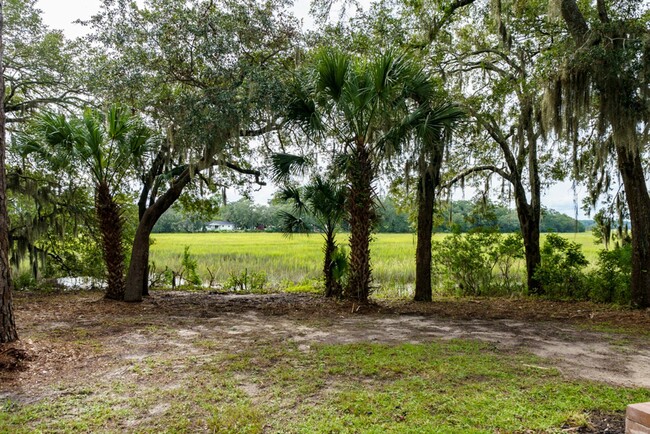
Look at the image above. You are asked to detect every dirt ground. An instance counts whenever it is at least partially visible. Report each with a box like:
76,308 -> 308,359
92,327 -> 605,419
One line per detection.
2,290 -> 650,432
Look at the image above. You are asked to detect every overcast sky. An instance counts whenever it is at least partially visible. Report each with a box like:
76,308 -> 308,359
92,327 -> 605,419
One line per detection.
35,0 -> 588,219
36,0 -> 318,37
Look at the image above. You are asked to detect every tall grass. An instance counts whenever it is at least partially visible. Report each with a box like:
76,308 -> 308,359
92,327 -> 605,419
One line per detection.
150,232 -> 601,296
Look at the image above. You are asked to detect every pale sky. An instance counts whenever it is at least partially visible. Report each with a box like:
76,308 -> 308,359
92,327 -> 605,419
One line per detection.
35,0 -> 588,218
36,0 -> 317,38
37,0 -> 101,38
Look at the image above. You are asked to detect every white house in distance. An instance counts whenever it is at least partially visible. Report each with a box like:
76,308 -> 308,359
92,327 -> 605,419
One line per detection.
205,220 -> 237,231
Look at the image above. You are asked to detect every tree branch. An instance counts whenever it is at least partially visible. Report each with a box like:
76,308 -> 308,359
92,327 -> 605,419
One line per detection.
596,0 -> 609,23
440,164 -> 512,190
221,161 -> 266,186
239,121 -> 282,137
561,0 -> 589,44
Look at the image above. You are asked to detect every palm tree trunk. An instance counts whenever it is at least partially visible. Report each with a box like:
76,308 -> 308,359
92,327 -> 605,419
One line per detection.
414,140 -> 446,302
0,4 -> 18,343
414,167 -> 435,301
323,231 -> 337,297
345,142 -> 375,303
96,182 -> 125,300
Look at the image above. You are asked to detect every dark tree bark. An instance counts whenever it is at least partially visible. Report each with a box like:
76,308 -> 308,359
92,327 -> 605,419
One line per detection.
559,0 -> 650,307
136,146 -> 168,298
478,97 -> 543,295
414,147 -> 444,302
96,181 -> 126,300
124,168 -> 192,302
514,194 -> 542,294
414,169 -> 434,302
0,2 -> 18,343
124,153 -> 265,302
615,139 -> 650,308
518,98 -> 542,295
344,142 -> 375,303
323,231 -> 338,298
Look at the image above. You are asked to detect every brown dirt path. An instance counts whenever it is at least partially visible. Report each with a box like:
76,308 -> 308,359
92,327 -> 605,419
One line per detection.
2,290 -> 650,401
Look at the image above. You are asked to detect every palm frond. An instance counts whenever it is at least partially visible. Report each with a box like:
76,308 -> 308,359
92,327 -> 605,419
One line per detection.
278,211 -> 311,236
416,102 -> 465,146
79,110 -> 106,182
277,185 -> 308,214
286,76 -> 324,133
305,174 -> 347,226
106,105 -> 132,142
270,153 -> 310,184
316,49 -> 351,102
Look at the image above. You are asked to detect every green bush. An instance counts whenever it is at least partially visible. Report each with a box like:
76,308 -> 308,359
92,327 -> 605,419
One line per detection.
587,245 -> 632,304
180,246 -> 201,286
534,234 -> 588,300
432,230 -> 524,296
329,245 -> 348,297
13,270 -> 36,290
495,233 -> 525,293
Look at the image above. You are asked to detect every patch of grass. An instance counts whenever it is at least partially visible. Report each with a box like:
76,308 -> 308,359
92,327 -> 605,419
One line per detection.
3,338 -> 646,433
283,279 -> 322,294
207,404 -> 263,434
580,322 -> 650,337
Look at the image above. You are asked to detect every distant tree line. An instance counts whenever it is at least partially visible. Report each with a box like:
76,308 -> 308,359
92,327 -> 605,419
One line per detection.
153,198 -> 583,234
434,201 -> 585,234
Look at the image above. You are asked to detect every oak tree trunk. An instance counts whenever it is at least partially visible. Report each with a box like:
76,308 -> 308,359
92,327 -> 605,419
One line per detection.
515,200 -> 542,295
616,144 -> 650,308
558,0 -> 650,308
124,171 -> 192,302
0,3 -> 18,343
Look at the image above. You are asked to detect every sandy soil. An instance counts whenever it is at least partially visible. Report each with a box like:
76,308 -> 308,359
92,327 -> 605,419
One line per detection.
1,290 -> 649,432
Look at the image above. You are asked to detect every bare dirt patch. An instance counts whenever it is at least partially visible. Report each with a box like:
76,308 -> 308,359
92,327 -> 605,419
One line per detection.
2,290 -> 649,430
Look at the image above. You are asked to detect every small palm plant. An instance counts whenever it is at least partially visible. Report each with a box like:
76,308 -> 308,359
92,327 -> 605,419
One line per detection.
272,153 -> 347,297
17,106 -> 154,300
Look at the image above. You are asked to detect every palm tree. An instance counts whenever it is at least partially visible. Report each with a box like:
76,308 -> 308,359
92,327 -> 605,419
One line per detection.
287,48 -> 454,302
410,103 -> 464,301
382,70 -> 464,301
272,154 -> 347,297
17,106 -> 153,300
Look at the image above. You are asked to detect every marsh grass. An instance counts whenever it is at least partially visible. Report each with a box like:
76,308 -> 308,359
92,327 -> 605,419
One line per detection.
149,232 -> 600,297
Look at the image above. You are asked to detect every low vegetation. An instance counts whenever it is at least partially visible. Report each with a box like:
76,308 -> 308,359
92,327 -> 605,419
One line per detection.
147,232 -> 621,301
2,291 -> 649,433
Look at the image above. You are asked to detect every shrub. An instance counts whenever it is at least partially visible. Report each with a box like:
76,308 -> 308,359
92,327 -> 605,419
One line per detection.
534,234 -> 588,300
495,233 -> 525,293
13,270 -> 36,290
432,230 -> 524,296
587,245 -> 632,304
149,246 -> 202,289
329,246 -> 348,297
224,268 -> 268,293
180,246 -> 201,286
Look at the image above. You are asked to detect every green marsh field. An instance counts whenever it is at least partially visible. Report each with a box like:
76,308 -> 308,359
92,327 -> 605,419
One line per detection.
150,232 -> 598,296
